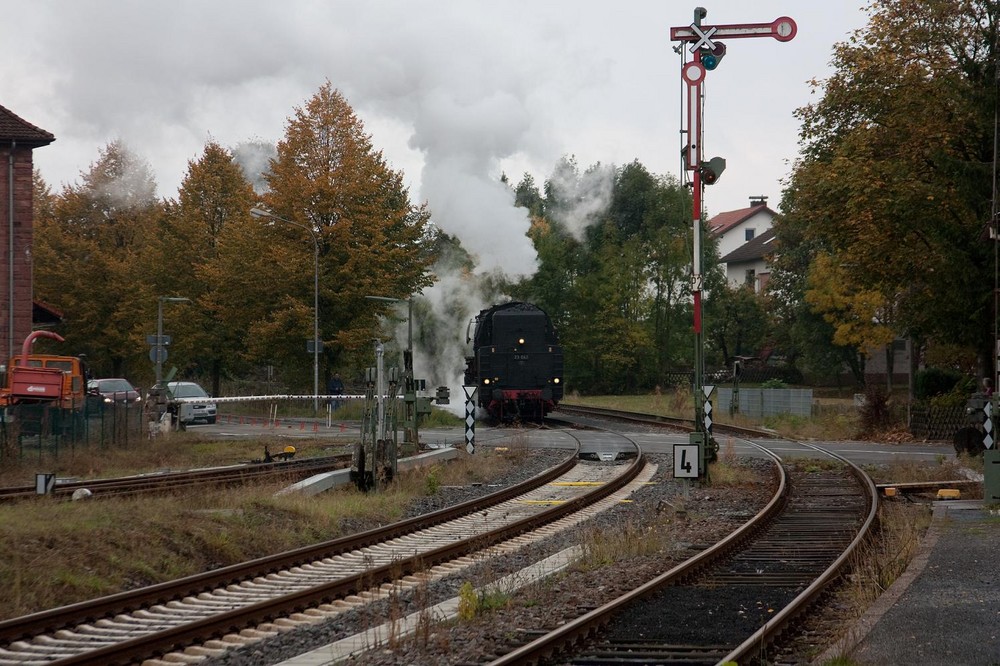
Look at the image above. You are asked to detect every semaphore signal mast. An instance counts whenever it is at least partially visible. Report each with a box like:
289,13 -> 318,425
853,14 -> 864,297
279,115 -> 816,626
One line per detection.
670,7 -> 796,479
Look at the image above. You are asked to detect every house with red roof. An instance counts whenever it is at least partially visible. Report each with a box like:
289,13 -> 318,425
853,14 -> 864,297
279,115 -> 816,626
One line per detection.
708,195 -> 776,259
709,195 -> 910,387
708,196 -> 777,292
720,227 -> 777,293
0,104 -> 55,362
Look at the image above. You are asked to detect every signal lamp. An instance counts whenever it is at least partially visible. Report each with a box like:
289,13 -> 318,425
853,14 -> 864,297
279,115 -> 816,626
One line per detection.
701,42 -> 726,70
700,156 -> 727,185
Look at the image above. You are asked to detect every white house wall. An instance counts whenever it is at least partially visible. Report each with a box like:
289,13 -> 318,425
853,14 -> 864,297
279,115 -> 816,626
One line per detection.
725,258 -> 769,290
714,210 -> 775,259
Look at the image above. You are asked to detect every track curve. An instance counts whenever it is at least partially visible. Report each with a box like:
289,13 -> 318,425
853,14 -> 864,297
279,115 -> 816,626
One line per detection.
485,439 -> 877,666
0,432 -> 649,665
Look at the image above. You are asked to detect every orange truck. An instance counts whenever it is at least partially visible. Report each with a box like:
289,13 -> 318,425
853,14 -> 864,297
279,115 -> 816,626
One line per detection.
0,331 -> 89,412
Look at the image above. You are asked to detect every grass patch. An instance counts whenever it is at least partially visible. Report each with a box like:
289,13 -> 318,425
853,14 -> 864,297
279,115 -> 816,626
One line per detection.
419,407 -> 464,428
576,517 -> 673,569
0,432 -> 356,487
0,438 -> 530,621
848,501 -> 931,610
563,391 -> 859,440
864,457 -> 982,488
456,581 -> 512,619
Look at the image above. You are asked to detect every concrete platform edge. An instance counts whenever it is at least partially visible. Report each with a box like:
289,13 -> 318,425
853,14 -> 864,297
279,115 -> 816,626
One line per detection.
811,500 -> 980,665
276,447 -> 460,496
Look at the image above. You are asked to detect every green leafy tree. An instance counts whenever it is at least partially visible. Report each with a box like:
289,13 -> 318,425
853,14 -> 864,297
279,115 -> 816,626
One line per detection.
519,214 -> 581,333
513,173 -> 545,218
517,158 -> 695,392
705,283 -> 768,369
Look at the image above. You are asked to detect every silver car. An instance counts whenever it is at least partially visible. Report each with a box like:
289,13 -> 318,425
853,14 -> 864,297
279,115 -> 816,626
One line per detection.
167,381 -> 217,424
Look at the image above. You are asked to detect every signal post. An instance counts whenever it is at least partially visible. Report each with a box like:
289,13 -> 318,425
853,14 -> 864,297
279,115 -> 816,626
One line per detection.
670,8 -> 796,478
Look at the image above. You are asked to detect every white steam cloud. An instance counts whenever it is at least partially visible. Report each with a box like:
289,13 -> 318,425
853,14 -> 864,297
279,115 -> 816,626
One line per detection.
546,161 -> 616,241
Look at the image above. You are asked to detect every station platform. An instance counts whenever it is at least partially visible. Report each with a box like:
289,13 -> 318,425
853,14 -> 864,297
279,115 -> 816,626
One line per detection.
817,499 -> 1000,665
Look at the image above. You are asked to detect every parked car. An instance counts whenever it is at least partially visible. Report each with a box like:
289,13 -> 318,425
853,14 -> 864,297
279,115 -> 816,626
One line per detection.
87,378 -> 141,405
167,381 -> 217,424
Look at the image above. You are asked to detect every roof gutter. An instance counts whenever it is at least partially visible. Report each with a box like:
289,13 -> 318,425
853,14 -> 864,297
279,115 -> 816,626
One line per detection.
8,140 -> 14,361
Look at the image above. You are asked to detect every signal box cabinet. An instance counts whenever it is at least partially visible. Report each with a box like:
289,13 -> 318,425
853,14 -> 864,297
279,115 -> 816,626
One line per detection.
985,450 -> 1000,503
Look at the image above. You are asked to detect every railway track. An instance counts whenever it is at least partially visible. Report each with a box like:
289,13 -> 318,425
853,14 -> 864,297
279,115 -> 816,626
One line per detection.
0,431 -> 648,665
484,440 -> 878,665
556,402 -> 779,439
0,454 -> 354,503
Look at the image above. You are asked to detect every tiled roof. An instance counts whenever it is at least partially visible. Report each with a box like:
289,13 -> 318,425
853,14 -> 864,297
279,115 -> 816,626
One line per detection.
707,204 -> 775,237
720,227 -> 777,263
0,104 -> 55,146
33,300 -> 64,325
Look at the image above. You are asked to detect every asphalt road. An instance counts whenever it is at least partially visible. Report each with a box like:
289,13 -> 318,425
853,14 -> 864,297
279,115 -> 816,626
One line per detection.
194,417 -> 957,467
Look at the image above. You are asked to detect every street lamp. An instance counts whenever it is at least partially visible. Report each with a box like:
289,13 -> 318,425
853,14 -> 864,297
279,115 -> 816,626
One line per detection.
250,207 -> 320,414
155,296 -> 189,387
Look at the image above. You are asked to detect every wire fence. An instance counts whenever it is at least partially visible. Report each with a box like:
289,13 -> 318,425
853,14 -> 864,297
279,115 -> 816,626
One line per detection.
0,399 -> 147,464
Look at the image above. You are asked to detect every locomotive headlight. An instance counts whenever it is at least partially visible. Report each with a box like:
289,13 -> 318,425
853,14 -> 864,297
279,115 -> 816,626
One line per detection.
483,378 -> 491,385
553,377 -> 560,384
518,337 -> 525,345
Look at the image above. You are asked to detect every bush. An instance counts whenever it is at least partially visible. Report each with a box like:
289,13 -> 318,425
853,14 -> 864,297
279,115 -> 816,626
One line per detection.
929,387 -> 973,410
858,383 -> 894,435
915,367 -> 965,400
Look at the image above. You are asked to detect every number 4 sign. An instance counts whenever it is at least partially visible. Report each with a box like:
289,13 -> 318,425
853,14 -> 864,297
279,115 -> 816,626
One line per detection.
674,444 -> 700,478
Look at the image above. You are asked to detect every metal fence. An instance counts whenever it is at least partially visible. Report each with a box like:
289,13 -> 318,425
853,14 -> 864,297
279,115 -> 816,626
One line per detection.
715,387 -> 814,418
0,400 -> 147,464
908,403 -> 967,442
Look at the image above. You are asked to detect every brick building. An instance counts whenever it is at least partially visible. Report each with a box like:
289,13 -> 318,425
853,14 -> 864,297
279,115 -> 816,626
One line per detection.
0,105 -> 55,362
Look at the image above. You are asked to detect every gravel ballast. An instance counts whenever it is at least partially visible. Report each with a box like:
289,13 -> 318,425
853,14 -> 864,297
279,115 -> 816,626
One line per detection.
206,450 -> 776,666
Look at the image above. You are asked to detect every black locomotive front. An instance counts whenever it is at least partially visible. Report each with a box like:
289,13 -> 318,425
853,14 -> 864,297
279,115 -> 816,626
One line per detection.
464,301 -> 563,421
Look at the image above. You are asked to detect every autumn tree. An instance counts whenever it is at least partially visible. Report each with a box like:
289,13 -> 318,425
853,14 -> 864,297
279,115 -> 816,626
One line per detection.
804,252 -> 899,388
767,213 -> 864,384
32,141 -> 162,379
155,141 -> 259,395
256,82 -> 434,387
776,0 -> 998,384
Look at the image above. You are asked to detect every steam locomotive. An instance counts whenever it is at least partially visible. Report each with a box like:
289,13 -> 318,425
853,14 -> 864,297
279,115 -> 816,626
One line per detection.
464,301 -> 564,421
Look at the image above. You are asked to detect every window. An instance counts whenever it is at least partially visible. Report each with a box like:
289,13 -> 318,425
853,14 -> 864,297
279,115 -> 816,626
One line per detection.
745,228 -> 756,242
745,269 -> 756,288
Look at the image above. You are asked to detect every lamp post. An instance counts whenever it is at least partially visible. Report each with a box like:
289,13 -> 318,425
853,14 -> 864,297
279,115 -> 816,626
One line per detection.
155,296 -> 189,387
250,207 -> 320,415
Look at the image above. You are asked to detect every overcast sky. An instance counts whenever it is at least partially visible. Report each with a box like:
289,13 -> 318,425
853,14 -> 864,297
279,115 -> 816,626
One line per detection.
3,1 -> 868,262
